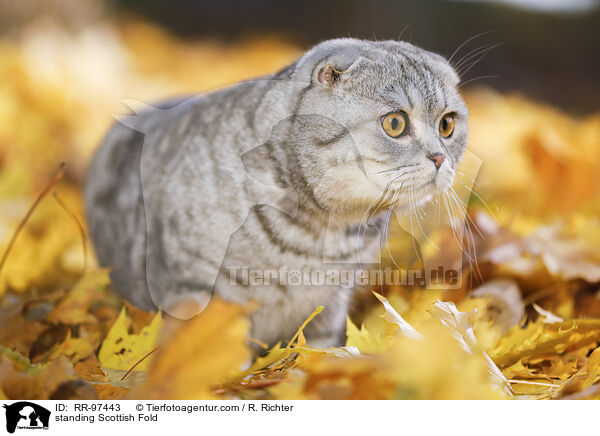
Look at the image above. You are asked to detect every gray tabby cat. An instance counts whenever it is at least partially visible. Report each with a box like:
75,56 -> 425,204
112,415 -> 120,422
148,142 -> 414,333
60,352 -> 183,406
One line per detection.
85,38 -> 468,350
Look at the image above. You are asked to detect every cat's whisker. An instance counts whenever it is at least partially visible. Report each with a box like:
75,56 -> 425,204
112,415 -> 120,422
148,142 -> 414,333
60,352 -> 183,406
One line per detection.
357,193 -> 386,269
455,41 -> 504,73
376,163 -> 417,174
454,179 -> 499,221
397,22 -> 415,42
454,168 -> 481,187
453,42 -> 496,72
453,41 -> 503,74
449,187 -> 484,239
457,75 -> 501,89
449,188 -> 483,282
358,187 -> 388,243
449,188 -> 481,250
357,174 -> 407,266
466,218 -> 483,282
413,195 -> 440,251
408,187 -> 424,265
445,192 -> 465,249
443,192 -> 469,262
454,170 -> 485,195
384,193 -> 404,271
455,42 -> 505,78
448,30 -> 499,65
445,190 -> 478,267
375,191 -> 403,289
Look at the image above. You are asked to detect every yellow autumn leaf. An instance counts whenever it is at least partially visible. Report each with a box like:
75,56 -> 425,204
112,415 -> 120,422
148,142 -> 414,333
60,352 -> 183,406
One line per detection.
47,269 -> 111,325
231,305 -> 325,382
428,300 -> 510,394
98,307 -> 162,371
582,349 -> 600,386
0,185 -> 86,295
372,291 -> 424,341
48,330 -> 94,363
130,298 -> 250,399
345,316 -> 386,354
489,319 -> 600,368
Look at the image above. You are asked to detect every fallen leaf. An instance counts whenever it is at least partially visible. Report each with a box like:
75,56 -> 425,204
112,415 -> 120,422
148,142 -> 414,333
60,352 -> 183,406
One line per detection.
74,354 -> 107,382
47,269 -> 110,325
345,317 -> 385,354
94,384 -> 128,400
98,306 -> 162,371
533,304 -> 563,324
372,291 -> 423,341
0,302 -> 47,357
429,300 -> 510,394
48,330 -> 94,363
0,349 -> 76,400
489,319 -> 600,368
130,298 -> 250,399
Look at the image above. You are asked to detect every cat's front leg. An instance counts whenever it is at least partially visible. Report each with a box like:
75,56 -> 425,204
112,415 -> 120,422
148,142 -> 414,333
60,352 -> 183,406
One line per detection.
302,291 -> 349,348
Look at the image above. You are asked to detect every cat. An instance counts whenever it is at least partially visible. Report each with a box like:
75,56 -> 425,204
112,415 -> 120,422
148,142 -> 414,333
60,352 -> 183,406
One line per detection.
85,38 -> 468,350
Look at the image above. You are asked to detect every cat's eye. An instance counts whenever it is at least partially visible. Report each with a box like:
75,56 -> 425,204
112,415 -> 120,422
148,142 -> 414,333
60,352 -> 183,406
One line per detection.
381,112 -> 407,138
439,114 -> 455,138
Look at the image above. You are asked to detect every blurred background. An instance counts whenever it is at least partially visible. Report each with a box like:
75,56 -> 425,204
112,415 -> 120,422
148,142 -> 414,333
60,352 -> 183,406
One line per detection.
0,0 -> 599,315
3,0 -> 600,111
115,0 -> 600,113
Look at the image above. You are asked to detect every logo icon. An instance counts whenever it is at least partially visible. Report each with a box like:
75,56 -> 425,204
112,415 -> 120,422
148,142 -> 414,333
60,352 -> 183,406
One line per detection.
2,402 -> 50,433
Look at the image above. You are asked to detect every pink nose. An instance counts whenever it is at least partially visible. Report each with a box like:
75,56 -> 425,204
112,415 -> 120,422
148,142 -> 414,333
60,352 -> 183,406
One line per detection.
427,153 -> 445,169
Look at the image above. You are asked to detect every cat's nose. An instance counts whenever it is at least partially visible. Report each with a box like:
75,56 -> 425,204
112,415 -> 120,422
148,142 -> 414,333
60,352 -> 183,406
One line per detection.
427,153 -> 445,169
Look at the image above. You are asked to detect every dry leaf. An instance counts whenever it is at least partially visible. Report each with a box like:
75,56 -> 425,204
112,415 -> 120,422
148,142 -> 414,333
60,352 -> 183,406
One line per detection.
98,307 -> 162,371
429,300 -> 510,394
489,319 -> 600,368
48,329 -> 94,363
130,298 -> 250,399
0,350 -> 76,400
371,291 -> 423,341
47,269 -> 110,325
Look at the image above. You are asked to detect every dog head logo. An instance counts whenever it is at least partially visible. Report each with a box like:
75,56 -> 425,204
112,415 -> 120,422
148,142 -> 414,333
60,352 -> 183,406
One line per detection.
3,402 -> 50,433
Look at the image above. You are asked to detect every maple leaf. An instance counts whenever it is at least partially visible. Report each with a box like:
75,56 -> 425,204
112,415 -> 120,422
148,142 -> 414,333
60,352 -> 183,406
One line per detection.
98,307 -> 162,372
345,317 -> 385,354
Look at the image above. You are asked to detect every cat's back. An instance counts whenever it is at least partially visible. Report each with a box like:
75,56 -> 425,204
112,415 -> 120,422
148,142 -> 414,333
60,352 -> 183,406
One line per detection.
84,78 -> 271,309
85,76 -> 272,217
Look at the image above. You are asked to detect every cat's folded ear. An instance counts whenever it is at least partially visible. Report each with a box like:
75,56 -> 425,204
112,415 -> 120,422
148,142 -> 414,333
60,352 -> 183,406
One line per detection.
313,56 -> 370,88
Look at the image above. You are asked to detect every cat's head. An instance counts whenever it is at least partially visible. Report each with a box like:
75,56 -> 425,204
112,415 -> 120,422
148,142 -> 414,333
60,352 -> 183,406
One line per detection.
282,38 -> 468,221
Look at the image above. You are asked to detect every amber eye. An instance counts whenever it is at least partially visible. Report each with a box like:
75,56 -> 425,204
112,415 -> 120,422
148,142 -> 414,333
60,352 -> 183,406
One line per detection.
381,112 -> 407,138
439,113 -> 455,138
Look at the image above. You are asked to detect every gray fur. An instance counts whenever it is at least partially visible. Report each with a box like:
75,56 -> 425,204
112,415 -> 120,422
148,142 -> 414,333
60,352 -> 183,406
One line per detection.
85,38 -> 468,350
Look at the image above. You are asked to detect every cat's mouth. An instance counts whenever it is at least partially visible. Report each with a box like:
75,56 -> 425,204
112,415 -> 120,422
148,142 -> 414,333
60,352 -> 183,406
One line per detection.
389,167 -> 454,191
381,169 -> 454,210
367,162 -> 457,213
